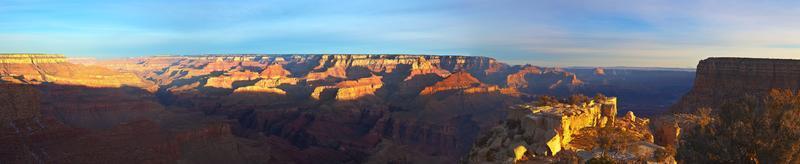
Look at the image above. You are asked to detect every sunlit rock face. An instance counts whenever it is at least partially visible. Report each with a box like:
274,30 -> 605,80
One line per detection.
205,70 -> 261,89
334,75 -> 383,100
0,54 -> 154,90
260,64 -> 292,78
467,98 -> 618,162
466,97 -> 671,163
420,71 -> 499,95
0,54 -> 66,64
672,57 -> 800,113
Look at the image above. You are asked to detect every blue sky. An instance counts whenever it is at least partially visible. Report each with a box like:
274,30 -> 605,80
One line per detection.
1,0 -> 799,67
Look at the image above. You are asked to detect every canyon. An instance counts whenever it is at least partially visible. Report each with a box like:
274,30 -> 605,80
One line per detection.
0,53 -> 695,163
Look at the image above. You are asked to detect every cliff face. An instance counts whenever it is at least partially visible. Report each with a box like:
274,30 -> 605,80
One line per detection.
420,71 -> 498,95
467,98 -> 618,162
335,75 -> 383,100
672,57 -> 800,113
506,66 -> 583,96
0,54 -> 66,64
0,54 -> 155,90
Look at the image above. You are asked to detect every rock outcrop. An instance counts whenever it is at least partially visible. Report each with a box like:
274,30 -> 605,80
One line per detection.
672,57 -> 800,113
506,65 -> 542,88
468,97 -> 618,160
334,75 -> 383,100
505,66 -> 583,95
594,67 -> 605,76
260,64 -> 292,78
205,70 -> 260,89
420,71 -> 498,95
467,97 -> 672,163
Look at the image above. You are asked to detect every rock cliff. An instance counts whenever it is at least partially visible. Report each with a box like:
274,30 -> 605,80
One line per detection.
0,53 -> 67,64
467,97 -> 671,163
672,57 -> 800,113
420,71 -> 498,95
334,75 -> 383,100
0,54 -> 154,90
467,97 -> 618,162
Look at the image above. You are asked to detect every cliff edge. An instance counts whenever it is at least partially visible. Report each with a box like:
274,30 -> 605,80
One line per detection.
671,57 -> 800,113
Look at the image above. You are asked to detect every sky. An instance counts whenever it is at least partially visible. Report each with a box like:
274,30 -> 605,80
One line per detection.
1,0 -> 799,67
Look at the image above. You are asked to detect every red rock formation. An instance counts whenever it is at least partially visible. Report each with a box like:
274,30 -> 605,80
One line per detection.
306,66 -> 347,81
406,57 -> 451,80
504,66 -> 583,96
335,75 -> 383,100
506,65 -> 542,88
420,71 -> 486,95
260,64 -> 291,78
205,70 -> 260,89
0,54 -> 155,90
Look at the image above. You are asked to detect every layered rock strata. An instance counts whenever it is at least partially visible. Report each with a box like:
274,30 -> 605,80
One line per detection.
672,57 -> 800,113
0,54 -> 154,90
470,97 -> 618,159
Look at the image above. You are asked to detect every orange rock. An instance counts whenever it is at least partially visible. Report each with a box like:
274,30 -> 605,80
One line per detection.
307,66 -> 347,81
260,64 -> 291,78
205,70 -> 260,89
420,71 -> 478,94
335,75 -> 383,100
507,65 -> 542,88
0,54 -> 155,90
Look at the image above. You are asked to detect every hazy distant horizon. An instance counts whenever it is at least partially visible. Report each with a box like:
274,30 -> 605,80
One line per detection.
3,0 -> 799,67
0,52 -> 705,69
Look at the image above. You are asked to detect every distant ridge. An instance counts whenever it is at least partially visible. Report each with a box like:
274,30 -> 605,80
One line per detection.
567,66 -> 695,72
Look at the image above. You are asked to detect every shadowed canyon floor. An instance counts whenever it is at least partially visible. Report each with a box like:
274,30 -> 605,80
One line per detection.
0,54 -> 696,163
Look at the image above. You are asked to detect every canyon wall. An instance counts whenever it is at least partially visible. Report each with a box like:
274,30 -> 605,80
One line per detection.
0,54 -> 66,64
672,57 -> 800,113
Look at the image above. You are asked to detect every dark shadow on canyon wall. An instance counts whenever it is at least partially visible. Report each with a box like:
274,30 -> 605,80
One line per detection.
0,83 -> 266,163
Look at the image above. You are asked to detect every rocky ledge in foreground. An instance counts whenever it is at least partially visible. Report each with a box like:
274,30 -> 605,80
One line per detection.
467,96 -> 675,163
